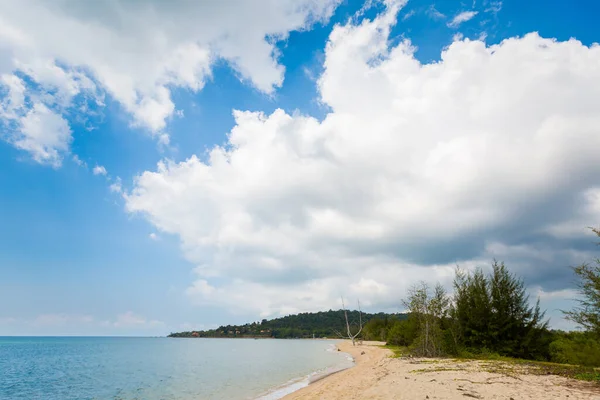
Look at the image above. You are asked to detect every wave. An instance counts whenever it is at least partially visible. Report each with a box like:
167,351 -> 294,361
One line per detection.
255,346 -> 354,400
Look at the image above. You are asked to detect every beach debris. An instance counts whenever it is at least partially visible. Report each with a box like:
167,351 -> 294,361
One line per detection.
462,393 -> 482,399
361,351 -> 365,355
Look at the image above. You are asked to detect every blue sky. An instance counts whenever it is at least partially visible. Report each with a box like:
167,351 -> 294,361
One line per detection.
1,0 -> 599,335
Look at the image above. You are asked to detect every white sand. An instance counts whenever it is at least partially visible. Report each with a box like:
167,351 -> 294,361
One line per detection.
284,341 -> 600,399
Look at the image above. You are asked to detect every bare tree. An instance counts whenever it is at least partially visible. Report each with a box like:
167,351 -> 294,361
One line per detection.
334,297 -> 364,346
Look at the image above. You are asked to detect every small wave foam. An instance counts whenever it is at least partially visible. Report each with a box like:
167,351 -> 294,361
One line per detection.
255,351 -> 355,400
255,376 -> 309,400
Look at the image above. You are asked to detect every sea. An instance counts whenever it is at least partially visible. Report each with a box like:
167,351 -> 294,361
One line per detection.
0,337 -> 354,400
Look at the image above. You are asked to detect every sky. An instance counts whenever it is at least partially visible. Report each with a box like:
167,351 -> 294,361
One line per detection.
0,0 -> 599,336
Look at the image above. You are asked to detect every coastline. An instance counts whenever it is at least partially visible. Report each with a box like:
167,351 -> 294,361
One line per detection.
256,340 -> 355,400
281,341 -> 600,400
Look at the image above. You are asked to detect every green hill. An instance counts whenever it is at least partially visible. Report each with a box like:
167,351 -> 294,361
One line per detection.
168,309 -> 407,339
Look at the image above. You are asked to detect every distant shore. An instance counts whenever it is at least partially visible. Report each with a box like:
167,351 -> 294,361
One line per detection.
283,341 -> 600,400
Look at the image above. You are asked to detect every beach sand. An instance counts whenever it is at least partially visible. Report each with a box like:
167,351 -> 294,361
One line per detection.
284,341 -> 600,399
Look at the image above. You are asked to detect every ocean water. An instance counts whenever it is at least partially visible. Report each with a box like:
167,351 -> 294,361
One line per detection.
0,337 -> 353,400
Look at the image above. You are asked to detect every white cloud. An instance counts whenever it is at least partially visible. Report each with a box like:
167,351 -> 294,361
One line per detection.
93,165 -> 107,176
0,0 -> 341,164
402,9 -> 416,21
453,32 -> 464,41
126,4 -> 600,318
109,177 -> 123,194
0,74 -> 26,119
9,102 -> 72,167
72,154 -> 86,168
113,311 -> 163,328
484,1 -> 503,14
114,311 -> 144,326
149,232 -> 159,241
534,287 -> 578,301
448,10 -> 478,28
427,5 -> 446,20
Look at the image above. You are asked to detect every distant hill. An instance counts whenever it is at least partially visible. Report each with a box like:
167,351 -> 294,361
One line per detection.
168,310 -> 407,339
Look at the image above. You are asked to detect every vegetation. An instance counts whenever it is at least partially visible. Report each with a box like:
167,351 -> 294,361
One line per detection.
403,282 -> 449,357
362,228 -> 600,374
363,262 -> 551,360
452,261 -> 549,360
563,227 -> 600,337
168,310 -> 407,339
549,331 -> 600,367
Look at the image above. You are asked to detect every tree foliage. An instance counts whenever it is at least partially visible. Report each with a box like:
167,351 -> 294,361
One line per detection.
549,331 -> 600,367
168,310 -> 406,339
452,261 -> 548,359
376,261 -> 551,361
361,314 -> 413,344
403,282 -> 449,356
563,227 -> 600,337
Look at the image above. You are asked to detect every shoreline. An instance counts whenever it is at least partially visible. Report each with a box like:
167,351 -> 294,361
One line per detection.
255,341 -> 355,400
281,340 -> 388,400
281,341 -> 600,399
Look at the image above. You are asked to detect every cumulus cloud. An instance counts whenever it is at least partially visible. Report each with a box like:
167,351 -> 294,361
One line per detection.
3,101 -> 72,167
447,11 -> 478,28
93,165 -> 107,176
0,0 -> 340,165
126,3 -> 600,319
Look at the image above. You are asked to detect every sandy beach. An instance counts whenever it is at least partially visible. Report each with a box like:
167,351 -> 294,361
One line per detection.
284,341 -> 600,400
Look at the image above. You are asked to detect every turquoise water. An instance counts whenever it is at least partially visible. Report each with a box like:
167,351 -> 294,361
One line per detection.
0,337 -> 352,400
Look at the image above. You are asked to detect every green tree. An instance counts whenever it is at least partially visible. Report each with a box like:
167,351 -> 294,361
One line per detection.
452,262 -> 548,358
404,282 -> 450,356
386,317 -> 419,346
489,260 -> 548,358
453,267 -> 492,349
549,331 -> 600,367
564,227 -> 600,337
